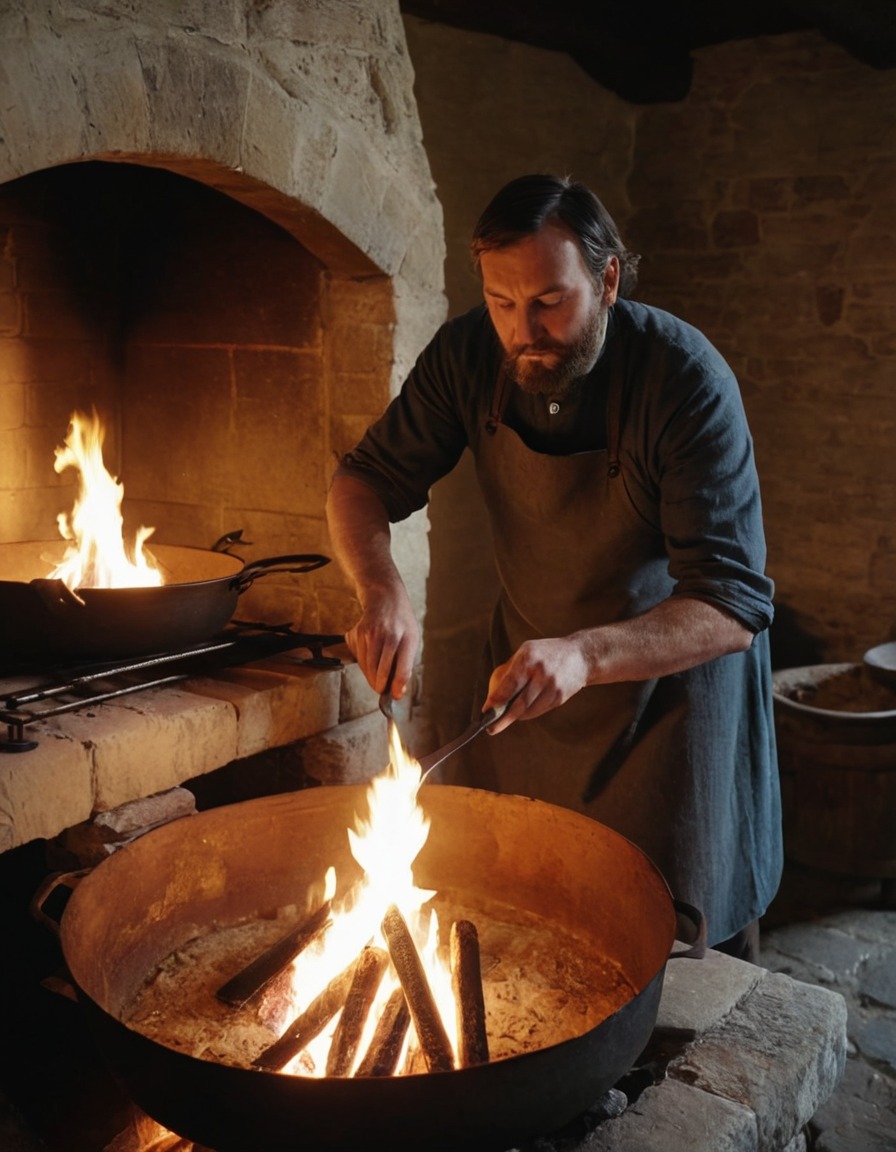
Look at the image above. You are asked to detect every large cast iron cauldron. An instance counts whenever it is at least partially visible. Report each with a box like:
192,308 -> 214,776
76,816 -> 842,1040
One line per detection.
0,539 -> 329,661
56,784 -> 702,1152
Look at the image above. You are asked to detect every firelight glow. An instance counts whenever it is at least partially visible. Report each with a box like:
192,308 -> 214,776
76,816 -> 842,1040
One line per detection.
280,723 -> 458,1077
49,410 -> 162,591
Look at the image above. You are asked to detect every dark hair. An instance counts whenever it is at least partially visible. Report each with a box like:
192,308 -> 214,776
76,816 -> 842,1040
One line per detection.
471,174 -> 640,297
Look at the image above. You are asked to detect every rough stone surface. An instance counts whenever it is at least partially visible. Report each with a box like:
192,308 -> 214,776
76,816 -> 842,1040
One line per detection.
655,948 -> 764,1039
59,786 -> 197,865
506,957 -> 846,1152
63,689 -> 238,813
180,662 -> 341,759
811,1060 -> 896,1152
300,711 -> 390,785
0,654 -> 375,850
859,953 -> 896,1010
667,974 -> 847,1151
0,728 -> 94,851
578,1078 -> 757,1151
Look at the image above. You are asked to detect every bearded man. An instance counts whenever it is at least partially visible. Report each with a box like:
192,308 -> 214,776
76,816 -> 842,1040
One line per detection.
325,174 -> 781,963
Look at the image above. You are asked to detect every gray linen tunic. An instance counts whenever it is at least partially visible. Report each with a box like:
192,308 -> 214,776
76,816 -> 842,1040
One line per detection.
338,299 -> 782,945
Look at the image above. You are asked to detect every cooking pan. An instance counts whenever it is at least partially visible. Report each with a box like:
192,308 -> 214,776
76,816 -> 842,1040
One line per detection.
0,538 -> 329,661
53,785 -> 702,1152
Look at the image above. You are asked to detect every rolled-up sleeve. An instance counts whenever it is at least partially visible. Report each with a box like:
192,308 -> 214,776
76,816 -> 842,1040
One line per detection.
620,312 -> 775,634
335,308 -> 496,522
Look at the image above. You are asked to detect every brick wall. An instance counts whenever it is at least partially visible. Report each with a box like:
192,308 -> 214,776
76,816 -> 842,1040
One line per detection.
628,33 -> 896,666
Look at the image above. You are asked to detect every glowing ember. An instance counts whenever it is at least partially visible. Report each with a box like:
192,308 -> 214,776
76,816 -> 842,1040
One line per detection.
275,725 -> 459,1077
48,409 -> 162,591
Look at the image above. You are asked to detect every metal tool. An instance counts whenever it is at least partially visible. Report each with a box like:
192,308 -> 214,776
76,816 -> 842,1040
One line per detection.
416,688 -> 524,784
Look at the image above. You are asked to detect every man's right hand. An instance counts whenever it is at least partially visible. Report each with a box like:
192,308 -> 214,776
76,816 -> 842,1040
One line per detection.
346,582 -> 420,700
326,473 -> 420,701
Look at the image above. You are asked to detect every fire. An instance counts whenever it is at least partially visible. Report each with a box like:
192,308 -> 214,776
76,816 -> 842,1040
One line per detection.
48,410 -> 162,590
276,724 -> 459,1077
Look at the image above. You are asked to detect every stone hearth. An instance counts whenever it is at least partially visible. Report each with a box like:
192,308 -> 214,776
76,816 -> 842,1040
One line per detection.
0,644 -> 405,854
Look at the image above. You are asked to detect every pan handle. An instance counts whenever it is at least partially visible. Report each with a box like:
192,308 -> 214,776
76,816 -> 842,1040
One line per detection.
668,899 -> 707,960
28,577 -> 87,615
231,554 -> 331,593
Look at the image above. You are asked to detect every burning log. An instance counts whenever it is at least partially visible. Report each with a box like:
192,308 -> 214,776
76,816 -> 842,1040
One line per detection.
381,904 -> 454,1073
216,899 -> 332,1008
325,945 -> 389,1077
450,919 -> 489,1067
355,986 -> 411,1077
253,957 -> 358,1073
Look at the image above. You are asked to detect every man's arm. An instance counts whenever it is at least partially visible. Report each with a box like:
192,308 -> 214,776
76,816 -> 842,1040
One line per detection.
325,473 -> 420,700
484,596 -> 753,732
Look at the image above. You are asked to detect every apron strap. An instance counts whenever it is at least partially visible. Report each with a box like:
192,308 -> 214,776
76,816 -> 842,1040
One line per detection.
486,366 -> 511,435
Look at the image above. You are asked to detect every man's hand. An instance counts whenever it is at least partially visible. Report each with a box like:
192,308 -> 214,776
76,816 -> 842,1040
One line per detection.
346,582 -> 420,699
484,636 -> 591,733
326,473 -> 420,701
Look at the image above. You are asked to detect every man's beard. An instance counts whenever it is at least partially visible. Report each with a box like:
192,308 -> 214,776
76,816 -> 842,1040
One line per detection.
505,304 -> 609,400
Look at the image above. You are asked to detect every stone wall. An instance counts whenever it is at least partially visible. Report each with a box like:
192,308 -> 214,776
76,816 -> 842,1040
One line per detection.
403,18 -> 896,744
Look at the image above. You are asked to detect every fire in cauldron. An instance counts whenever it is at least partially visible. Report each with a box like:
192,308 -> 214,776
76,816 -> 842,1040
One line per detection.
55,723 -> 689,1152
124,723 -> 499,1080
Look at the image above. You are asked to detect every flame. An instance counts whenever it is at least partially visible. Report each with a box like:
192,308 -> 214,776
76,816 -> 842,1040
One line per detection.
278,724 -> 458,1077
48,410 -> 162,590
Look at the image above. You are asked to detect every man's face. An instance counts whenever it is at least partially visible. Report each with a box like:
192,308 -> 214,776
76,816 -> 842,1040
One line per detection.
480,223 -> 619,399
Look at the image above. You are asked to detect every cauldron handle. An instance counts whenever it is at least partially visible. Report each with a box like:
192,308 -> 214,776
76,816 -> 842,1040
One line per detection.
669,899 -> 707,959
29,868 -> 90,935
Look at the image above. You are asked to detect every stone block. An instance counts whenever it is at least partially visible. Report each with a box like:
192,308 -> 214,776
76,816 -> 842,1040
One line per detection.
59,787 -> 197,866
339,659 -> 380,722
301,712 -> 390,785
809,1045 -> 896,1148
656,948 -> 765,1039
0,726 -> 94,849
59,688 -> 239,812
182,662 -> 340,759
585,1077 -> 756,1151
668,973 -> 848,1151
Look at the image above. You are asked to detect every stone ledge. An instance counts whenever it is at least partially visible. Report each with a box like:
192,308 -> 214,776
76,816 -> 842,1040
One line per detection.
562,963 -> 847,1152
656,947 -> 765,1039
0,654 -> 358,852
583,1076 -> 758,1151
662,972 -> 847,1151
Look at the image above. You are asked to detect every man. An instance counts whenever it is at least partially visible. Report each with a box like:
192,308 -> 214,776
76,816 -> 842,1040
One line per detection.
326,174 -> 781,961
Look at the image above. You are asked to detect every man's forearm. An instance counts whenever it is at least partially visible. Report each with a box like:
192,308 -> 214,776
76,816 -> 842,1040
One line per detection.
484,594 -> 757,728
325,473 -> 420,696
574,596 -> 754,686
325,473 -> 401,605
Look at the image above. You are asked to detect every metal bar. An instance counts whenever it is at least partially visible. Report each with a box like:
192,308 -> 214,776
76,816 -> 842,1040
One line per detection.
0,628 -> 345,749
